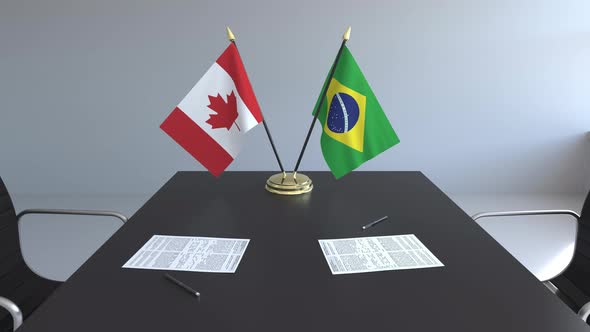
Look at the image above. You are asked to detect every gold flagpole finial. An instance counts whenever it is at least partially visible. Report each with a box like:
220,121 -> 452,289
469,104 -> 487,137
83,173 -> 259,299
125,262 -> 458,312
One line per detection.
343,26 -> 351,41
226,26 -> 236,42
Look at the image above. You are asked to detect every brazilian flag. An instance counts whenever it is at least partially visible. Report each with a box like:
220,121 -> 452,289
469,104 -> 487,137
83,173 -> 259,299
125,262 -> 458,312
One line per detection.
314,46 -> 400,179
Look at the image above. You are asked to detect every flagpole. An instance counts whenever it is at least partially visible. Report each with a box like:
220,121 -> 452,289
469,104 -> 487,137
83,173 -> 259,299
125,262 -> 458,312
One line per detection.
226,27 -> 285,174
292,26 -> 351,175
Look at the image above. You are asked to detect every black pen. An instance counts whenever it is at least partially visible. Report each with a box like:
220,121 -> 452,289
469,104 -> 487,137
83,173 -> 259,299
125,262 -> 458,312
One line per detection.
164,273 -> 200,298
361,216 -> 389,230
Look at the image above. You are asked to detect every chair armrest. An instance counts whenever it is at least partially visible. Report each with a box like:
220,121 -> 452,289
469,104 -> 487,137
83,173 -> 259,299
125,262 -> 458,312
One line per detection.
16,209 -> 128,224
0,296 -> 23,331
472,209 -> 580,221
579,301 -> 590,322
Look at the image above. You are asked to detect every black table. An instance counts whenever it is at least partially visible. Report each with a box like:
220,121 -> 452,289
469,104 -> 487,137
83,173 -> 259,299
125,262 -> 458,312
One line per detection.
18,172 -> 590,331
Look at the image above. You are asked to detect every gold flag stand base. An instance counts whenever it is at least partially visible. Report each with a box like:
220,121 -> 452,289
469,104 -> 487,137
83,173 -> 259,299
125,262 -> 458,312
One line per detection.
265,172 -> 313,195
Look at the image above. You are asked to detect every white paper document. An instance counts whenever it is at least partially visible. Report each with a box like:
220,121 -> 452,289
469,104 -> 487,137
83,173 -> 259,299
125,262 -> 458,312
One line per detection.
318,234 -> 443,275
123,235 -> 250,273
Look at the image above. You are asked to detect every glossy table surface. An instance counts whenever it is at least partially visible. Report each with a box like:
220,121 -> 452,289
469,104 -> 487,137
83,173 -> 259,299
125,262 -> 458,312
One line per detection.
18,172 -> 590,331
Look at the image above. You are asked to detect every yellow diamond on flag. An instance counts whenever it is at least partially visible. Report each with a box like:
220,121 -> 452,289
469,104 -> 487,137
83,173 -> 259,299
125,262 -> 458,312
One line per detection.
322,78 -> 366,152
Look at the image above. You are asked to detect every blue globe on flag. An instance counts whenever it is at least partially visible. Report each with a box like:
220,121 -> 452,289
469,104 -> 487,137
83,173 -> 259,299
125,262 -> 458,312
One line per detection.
327,92 -> 360,134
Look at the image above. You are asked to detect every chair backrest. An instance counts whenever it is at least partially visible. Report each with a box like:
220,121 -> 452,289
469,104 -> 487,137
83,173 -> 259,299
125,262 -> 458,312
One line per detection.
582,191 -> 590,221
553,190 -> 590,312
0,177 -> 59,331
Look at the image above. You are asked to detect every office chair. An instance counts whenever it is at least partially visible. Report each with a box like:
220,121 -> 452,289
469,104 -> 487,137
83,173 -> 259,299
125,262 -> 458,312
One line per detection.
472,190 -> 590,322
0,177 -> 127,331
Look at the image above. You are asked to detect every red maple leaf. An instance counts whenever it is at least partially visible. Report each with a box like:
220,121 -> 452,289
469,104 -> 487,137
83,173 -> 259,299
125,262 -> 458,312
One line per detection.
205,91 -> 240,131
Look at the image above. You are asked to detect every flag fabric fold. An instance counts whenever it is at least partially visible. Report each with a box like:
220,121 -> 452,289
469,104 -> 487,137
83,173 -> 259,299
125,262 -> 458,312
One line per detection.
314,46 -> 400,179
161,44 -> 262,176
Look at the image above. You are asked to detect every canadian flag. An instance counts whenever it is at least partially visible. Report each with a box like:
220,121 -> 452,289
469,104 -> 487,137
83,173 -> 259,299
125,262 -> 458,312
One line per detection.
161,43 -> 263,176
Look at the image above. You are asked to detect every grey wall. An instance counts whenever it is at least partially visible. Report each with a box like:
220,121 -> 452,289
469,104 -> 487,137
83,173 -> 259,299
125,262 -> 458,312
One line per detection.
1,0 -> 589,196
